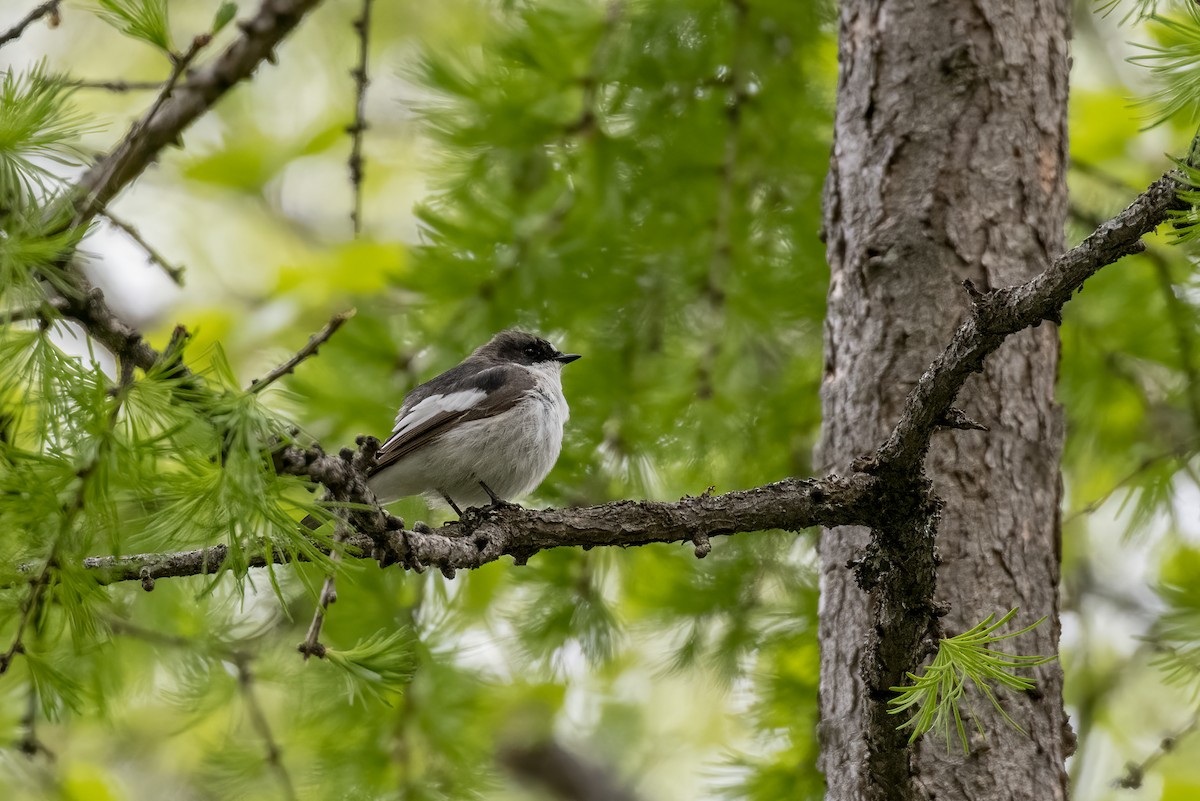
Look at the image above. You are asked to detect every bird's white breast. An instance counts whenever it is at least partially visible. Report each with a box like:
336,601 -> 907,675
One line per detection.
368,361 -> 569,508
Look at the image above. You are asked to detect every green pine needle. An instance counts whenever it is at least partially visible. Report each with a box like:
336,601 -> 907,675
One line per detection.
1146,582 -> 1200,691
324,629 -> 418,705
1096,0 -> 1162,25
888,609 -> 1054,754
94,0 -> 175,55
0,64 -> 92,205
1129,7 -> 1200,127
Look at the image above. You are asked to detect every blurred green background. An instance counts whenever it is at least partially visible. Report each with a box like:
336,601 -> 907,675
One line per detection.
0,0 -> 1199,799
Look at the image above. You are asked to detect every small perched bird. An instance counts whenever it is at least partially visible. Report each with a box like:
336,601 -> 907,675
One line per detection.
366,330 -> 581,514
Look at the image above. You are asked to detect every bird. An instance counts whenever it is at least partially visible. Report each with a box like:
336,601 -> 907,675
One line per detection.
365,330 -> 581,514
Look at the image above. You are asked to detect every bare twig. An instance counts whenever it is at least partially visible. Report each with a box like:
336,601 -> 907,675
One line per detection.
249,309 -> 356,393
0,571 -> 48,673
71,33 -> 214,228
16,686 -> 53,760
102,211 -> 185,285
66,0 -> 329,228
1115,712 -> 1200,789
58,472 -> 872,586
297,529 -> 343,661
872,172 -> 1187,476
234,654 -> 298,801
347,0 -> 373,236
0,0 -> 60,50
133,34 -> 211,136
66,79 -> 162,92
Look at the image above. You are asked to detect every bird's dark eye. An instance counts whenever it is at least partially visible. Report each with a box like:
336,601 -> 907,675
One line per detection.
524,345 -> 538,358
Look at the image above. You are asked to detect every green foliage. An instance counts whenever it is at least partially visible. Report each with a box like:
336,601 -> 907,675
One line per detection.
211,1 -> 238,35
93,0 -> 174,55
1130,4 -> 1200,126
4,0 -> 1200,798
1146,575 -> 1200,690
1163,155 -> 1200,243
324,628 -> 418,704
888,610 -> 1054,754
1097,0 -> 1162,24
0,64 -> 91,205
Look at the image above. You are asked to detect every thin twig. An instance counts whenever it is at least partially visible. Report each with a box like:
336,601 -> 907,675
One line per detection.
0,547 -> 57,675
0,0 -> 60,50
297,526 -> 345,661
248,309 -> 356,393
66,79 -> 162,92
1115,712 -> 1200,789
142,34 -> 212,129
71,33 -> 213,230
0,361 -> 135,673
62,0 -> 328,231
103,211 -> 186,285
348,0 -> 374,236
17,685 -> 53,760
234,654 -> 299,801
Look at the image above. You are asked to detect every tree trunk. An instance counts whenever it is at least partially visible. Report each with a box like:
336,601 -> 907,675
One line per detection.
817,2 -> 1072,800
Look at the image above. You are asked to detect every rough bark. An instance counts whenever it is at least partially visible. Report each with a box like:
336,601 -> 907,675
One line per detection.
818,2 -> 1071,800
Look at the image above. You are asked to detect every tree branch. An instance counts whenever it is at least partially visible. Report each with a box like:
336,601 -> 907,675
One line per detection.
1115,711 -> 1200,789
68,0 -> 328,226
0,0 -> 60,50
872,172 -> 1186,476
49,165 -> 1196,588
66,79 -> 162,92
74,471 -> 876,585
45,0 -> 329,374
249,309 -> 355,393
102,210 -> 186,285
347,0 -> 373,236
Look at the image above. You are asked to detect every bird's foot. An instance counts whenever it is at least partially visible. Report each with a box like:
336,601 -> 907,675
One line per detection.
439,491 -> 464,517
477,480 -> 521,511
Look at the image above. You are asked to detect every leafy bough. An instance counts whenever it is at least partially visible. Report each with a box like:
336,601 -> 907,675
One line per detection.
888,609 -> 1053,753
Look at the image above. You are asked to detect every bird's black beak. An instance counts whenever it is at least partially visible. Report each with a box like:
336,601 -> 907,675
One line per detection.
554,353 -> 582,364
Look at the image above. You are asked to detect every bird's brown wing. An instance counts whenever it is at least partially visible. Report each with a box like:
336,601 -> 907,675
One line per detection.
369,364 -> 534,476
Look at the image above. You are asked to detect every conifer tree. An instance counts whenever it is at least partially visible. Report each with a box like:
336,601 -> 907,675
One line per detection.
0,1 -> 1199,799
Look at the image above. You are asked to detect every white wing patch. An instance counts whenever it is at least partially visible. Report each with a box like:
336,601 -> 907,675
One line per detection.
387,389 -> 486,440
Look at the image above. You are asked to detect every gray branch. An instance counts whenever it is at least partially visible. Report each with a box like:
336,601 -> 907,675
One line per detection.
79,467 -> 877,585
69,0 -> 327,224
63,165 -> 1195,587
873,173 -> 1185,475
10,0 -> 1187,593
49,0 -> 330,374
0,0 -> 60,50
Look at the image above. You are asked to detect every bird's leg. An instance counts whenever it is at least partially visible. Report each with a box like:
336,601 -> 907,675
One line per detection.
478,480 -> 519,509
439,491 -> 463,517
